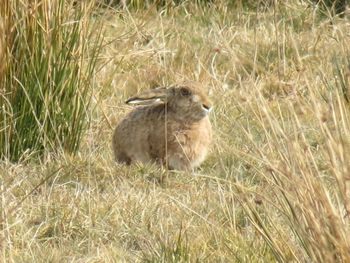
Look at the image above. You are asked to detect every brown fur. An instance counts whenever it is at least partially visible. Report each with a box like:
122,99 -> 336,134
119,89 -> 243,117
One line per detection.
112,82 -> 212,171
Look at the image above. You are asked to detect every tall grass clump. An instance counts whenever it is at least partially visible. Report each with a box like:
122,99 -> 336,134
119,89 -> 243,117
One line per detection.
0,0 -> 101,162
235,57 -> 350,261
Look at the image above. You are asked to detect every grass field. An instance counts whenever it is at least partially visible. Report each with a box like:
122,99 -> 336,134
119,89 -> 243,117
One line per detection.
1,1 -> 350,262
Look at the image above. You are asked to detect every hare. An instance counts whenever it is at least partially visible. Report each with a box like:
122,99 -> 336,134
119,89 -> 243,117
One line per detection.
112,82 -> 213,171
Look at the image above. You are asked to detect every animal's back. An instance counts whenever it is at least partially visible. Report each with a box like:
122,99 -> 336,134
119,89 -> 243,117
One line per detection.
112,104 -> 166,164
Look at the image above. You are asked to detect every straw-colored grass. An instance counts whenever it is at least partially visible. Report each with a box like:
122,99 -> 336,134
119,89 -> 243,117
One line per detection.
1,1 -> 350,262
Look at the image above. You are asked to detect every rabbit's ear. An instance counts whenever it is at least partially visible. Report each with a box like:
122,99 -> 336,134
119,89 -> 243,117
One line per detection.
125,87 -> 168,105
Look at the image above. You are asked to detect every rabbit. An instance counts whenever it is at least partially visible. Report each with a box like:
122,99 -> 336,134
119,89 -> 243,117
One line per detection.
112,82 -> 213,171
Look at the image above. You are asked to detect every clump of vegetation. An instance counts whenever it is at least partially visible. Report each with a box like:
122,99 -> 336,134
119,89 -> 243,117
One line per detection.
0,0 -> 102,161
312,0 -> 348,16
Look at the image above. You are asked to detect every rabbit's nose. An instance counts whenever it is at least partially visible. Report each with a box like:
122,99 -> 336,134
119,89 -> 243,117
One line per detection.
202,104 -> 212,113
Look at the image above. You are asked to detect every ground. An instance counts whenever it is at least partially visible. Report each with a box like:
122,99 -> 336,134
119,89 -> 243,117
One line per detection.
1,1 -> 350,262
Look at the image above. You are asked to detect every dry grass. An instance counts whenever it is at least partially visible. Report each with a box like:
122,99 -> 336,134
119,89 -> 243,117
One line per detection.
1,1 -> 350,262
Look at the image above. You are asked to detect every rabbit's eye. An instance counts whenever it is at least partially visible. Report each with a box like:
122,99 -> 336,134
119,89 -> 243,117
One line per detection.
180,88 -> 191,96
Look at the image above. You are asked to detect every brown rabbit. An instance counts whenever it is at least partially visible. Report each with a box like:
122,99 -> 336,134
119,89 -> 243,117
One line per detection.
112,82 -> 213,171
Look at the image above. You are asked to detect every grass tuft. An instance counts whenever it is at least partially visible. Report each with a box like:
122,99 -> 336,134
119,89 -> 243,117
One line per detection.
0,0 -> 102,161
